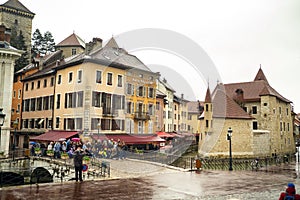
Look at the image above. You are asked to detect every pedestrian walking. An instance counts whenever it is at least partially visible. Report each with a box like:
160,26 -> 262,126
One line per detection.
73,146 -> 84,182
279,183 -> 300,200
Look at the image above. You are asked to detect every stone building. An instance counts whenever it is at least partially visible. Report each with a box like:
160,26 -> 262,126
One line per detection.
0,24 -> 22,155
199,68 -> 295,158
0,0 -> 34,60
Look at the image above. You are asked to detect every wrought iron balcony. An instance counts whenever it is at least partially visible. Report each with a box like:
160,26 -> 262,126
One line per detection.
134,112 -> 150,120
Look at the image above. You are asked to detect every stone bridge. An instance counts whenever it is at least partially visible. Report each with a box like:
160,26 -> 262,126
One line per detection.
0,156 -> 110,187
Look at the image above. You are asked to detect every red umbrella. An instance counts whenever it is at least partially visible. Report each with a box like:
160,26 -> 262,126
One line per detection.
71,138 -> 80,142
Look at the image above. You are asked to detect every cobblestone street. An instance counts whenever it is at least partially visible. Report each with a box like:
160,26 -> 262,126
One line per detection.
1,159 -> 300,199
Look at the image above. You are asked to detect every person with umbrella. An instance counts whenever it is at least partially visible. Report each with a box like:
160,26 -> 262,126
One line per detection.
73,145 -> 85,182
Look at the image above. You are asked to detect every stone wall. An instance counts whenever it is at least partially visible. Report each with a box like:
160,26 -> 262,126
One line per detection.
0,11 -> 33,60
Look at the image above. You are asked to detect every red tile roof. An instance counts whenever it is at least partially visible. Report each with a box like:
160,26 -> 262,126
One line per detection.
204,87 -> 212,103
56,33 -> 85,47
254,67 -> 268,83
212,86 -> 253,119
224,68 -> 291,103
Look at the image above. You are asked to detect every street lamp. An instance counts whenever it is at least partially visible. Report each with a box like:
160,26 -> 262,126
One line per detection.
12,119 -> 18,161
0,108 -> 6,150
227,127 -> 233,171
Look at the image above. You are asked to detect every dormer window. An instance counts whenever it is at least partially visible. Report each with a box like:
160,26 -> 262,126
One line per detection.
72,49 -> 76,55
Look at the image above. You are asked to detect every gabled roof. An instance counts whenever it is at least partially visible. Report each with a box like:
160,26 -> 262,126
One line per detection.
212,86 -> 253,119
187,101 -> 202,114
224,72 -> 291,103
104,37 -> 119,48
159,78 -> 176,92
15,62 -> 37,74
1,0 -> 34,15
56,33 -> 85,48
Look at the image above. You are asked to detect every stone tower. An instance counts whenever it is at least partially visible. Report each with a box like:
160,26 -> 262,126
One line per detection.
0,0 -> 34,60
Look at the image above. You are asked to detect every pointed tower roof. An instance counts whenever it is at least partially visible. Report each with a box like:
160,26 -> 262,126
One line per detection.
1,0 -> 34,15
104,37 -> 119,48
254,67 -> 268,83
204,87 -> 212,103
56,33 -> 85,48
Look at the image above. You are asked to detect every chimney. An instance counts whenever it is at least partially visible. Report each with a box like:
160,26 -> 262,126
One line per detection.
85,37 -> 103,55
92,37 -> 102,49
0,24 -> 6,42
181,93 -> 184,99
4,28 -> 11,43
234,89 -> 244,104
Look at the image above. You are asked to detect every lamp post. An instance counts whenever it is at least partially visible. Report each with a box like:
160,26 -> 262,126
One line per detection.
0,108 -> 6,151
12,119 -> 18,161
227,127 -> 233,171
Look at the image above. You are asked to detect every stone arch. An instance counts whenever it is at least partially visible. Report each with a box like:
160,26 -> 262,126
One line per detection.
0,171 -> 24,186
30,167 -> 53,184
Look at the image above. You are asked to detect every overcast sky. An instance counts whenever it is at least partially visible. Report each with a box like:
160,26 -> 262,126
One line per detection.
20,0 -> 300,112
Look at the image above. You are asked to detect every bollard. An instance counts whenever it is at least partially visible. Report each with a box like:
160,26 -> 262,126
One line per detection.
196,159 -> 201,170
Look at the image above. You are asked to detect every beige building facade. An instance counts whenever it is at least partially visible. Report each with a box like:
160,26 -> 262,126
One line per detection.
199,68 -> 295,158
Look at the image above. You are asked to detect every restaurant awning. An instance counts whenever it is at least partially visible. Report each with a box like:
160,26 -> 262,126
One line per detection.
92,134 -> 165,145
30,130 -> 80,142
156,131 -> 175,138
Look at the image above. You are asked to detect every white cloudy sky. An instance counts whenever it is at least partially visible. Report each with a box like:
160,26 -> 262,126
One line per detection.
20,0 -> 300,111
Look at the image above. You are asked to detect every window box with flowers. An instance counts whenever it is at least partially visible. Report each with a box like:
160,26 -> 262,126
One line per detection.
46,150 -> 54,157
61,152 -> 69,159
35,147 -> 41,155
83,156 -> 91,164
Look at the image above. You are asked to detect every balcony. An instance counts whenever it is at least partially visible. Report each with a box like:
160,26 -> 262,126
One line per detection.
134,112 -> 150,121
102,108 -> 118,117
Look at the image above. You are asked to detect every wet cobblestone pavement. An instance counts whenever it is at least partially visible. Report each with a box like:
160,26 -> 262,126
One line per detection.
1,159 -> 300,199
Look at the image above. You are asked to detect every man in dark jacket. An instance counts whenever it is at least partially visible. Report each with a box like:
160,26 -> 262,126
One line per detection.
73,146 -> 84,182
279,183 -> 300,200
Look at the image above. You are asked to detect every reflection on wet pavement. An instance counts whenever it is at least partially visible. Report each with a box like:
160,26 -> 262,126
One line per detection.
1,161 -> 300,200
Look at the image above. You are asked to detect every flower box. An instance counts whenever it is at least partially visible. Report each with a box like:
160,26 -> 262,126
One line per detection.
61,152 -> 68,159
83,156 -> 91,164
46,150 -> 54,156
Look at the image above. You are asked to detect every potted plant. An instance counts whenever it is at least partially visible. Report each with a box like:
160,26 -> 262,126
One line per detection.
83,156 -> 91,164
34,147 -> 41,155
0,151 -> 4,158
61,152 -> 69,159
46,149 -> 54,156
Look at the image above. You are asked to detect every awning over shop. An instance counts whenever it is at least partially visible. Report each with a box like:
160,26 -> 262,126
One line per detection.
169,132 -> 185,138
92,134 -> 165,145
30,130 -> 80,142
156,131 -> 175,138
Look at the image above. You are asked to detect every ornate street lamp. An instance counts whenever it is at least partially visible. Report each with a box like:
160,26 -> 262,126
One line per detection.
227,127 -> 233,171
0,108 -> 6,149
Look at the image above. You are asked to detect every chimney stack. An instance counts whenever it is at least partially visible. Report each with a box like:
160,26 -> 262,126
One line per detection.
5,28 -> 11,43
0,24 -> 6,42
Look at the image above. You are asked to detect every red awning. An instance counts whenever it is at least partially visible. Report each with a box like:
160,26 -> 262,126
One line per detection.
92,134 -> 165,145
30,130 -> 80,142
169,132 -> 185,138
156,131 -> 175,138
